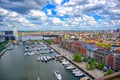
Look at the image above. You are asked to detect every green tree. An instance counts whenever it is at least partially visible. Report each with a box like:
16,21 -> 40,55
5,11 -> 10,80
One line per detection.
104,69 -> 114,76
73,54 -> 82,62
86,62 -> 95,70
83,56 -> 88,62
96,62 -> 104,70
44,40 -> 52,45
86,58 -> 95,70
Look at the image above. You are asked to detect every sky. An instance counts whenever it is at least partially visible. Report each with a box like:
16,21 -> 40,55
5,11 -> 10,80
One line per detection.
0,0 -> 120,31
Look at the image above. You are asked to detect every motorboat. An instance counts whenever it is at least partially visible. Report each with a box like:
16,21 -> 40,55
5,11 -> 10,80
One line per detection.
37,57 -> 40,61
62,61 -> 69,65
46,56 -> 50,61
72,68 -> 79,72
72,69 -> 80,74
25,48 -> 28,52
40,57 -> 44,62
54,71 -> 62,80
37,77 -> 40,80
60,59 -> 66,63
80,77 -> 89,80
28,52 -> 34,56
52,56 -> 55,60
66,65 -> 75,70
44,56 -> 48,62
75,72 -> 83,77
50,49 -> 54,53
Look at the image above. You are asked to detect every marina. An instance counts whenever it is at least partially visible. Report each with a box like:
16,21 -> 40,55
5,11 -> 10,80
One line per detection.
0,0 -> 120,79
0,41 -> 91,80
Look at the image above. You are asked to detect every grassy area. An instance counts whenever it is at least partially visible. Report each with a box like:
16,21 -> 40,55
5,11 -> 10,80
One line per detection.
18,33 -> 22,37
44,40 -> 52,45
96,42 -> 111,49
63,35 -> 70,39
0,41 -> 8,52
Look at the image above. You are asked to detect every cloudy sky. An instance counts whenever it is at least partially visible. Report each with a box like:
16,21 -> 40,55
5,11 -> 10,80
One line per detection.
0,0 -> 120,31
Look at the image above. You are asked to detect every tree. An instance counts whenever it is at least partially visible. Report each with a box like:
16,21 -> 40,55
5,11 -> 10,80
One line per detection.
83,56 -> 88,62
96,62 -> 104,70
86,58 -> 95,70
104,69 -> 114,76
88,58 -> 95,64
73,54 -> 82,62
44,40 -> 52,45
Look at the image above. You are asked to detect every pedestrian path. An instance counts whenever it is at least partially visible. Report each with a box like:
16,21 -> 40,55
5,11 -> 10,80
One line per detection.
50,44 -> 104,79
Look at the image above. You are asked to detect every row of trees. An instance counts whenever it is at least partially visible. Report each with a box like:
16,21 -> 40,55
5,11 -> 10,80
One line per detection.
72,54 -> 115,76
72,54 -> 104,70
104,69 -> 114,76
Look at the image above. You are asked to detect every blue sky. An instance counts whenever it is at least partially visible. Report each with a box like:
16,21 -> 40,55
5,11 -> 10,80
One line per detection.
0,0 -> 120,31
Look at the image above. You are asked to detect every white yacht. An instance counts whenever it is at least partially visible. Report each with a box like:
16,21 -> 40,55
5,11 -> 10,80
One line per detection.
37,57 -> 40,61
54,71 -> 62,80
75,72 -> 83,77
50,49 -> 54,53
66,65 -> 75,70
40,56 -> 44,62
62,61 -> 69,65
37,77 -> 40,80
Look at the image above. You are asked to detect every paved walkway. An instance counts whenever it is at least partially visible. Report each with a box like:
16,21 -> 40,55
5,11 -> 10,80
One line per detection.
50,44 -> 104,79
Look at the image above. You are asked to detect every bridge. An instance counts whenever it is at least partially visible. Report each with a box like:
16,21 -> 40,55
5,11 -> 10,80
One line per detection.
42,35 -> 59,37
42,35 -> 59,40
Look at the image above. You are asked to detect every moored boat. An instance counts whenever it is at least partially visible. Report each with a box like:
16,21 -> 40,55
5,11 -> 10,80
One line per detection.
66,65 -> 75,70
54,71 -> 62,80
44,56 -> 48,62
75,72 -> 83,77
37,57 -> 40,61
40,57 -> 44,62
37,77 -> 40,80
80,77 -> 89,80
7,44 -> 14,50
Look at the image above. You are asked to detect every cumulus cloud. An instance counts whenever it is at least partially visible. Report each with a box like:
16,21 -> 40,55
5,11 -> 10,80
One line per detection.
0,0 -> 47,14
0,7 -> 9,16
49,0 -> 63,5
0,7 -> 40,31
28,10 -> 47,21
0,0 -> 120,30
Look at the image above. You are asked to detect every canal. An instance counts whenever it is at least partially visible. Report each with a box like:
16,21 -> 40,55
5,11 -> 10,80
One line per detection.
0,44 -> 84,80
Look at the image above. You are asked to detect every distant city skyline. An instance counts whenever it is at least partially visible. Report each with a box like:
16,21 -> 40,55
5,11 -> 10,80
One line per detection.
0,0 -> 120,31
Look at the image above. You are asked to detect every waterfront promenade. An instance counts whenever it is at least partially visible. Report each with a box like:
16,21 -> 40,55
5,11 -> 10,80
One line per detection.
50,44 -> 104,79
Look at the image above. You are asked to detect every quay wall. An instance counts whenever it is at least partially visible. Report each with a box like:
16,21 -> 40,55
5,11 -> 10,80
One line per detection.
0,43 -> 10,57
0,48 -> 7,57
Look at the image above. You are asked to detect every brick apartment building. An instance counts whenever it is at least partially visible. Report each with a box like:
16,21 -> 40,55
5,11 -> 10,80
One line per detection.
105,54 -> 114,68
105,50 -> 120,71
94,49 -> 111,64
113,53 -> 120,71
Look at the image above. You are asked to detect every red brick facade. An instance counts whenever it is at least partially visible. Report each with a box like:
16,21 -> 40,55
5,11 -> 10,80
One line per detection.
105,54 -> 114,68
79,47 -> 87,56
113,57 -> 120,71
